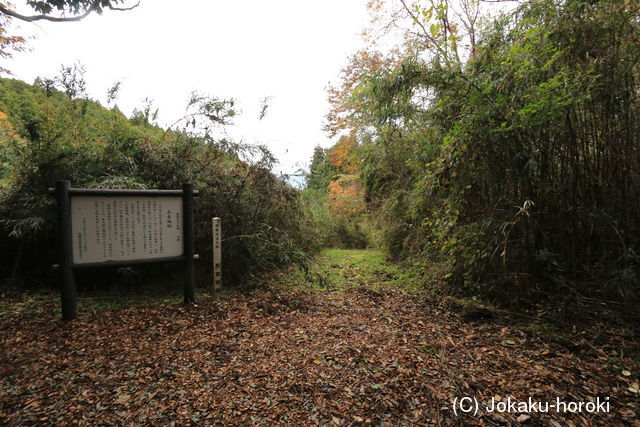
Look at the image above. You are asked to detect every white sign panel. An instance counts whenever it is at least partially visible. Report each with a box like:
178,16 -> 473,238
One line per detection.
70,196 -> 183,264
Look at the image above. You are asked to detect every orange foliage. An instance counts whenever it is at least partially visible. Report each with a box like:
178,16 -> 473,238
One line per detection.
0,110 -> 18,140
328,133 -> 358,174
325,175 -> 366,218
0,14 -> 26,74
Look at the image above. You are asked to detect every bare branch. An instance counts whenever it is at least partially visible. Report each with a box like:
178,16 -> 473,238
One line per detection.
108,2 -> 140,12
398,0 -> 431,43
0,2 -> 139,23
0,4 -> 93,22
398,0 -> 449,60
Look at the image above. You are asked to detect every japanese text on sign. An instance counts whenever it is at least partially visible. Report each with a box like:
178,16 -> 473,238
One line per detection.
71,196 -> 183,264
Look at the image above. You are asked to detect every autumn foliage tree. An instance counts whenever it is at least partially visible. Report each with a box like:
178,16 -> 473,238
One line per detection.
325,176 -> 366,218
327,133 -> 358,174
324,133 -> 365,217
0,12 -> 24,73
325,50 -> 401,137
303,134 -> 368,249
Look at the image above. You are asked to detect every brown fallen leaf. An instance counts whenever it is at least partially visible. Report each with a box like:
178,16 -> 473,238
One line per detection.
115,393 -> 131,404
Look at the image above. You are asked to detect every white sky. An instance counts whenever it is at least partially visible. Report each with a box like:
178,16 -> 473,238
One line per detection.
5,0 -> 370,176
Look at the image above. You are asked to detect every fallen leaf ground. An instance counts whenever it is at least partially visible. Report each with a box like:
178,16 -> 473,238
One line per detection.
1,249 -> 638,425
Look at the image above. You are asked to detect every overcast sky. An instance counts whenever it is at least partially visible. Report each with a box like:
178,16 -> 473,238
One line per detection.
5,0 -> 370,176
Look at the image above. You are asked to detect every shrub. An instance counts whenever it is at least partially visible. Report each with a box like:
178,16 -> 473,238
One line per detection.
0,78 -> 311,289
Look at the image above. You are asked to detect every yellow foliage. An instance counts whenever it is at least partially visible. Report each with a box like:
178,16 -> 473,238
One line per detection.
0,110 -> 19,141
328,133 -> 358,174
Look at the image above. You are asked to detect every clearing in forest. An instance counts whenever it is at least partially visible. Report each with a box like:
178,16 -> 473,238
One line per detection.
1,249 -> 638,425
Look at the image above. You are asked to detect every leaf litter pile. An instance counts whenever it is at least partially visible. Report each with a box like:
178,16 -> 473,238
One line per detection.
1,284 -> 639,424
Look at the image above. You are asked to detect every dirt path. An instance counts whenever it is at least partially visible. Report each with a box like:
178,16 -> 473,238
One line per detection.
1,250 -> 638,425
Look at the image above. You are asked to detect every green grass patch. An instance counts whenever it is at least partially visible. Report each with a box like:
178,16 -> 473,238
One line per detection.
272,248 -> 425,293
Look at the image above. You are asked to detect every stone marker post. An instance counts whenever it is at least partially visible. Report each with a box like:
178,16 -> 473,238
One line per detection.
212,217 -> 222,290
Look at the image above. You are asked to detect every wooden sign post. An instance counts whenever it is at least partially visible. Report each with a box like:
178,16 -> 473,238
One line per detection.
212,217 -> 222,290
51,180 -> 199,320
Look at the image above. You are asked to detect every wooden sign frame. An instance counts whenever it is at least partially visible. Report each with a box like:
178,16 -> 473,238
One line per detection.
51,180 -> 199,320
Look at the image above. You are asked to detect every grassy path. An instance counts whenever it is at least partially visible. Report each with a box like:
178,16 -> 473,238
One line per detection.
277,249 -> 423,293
1,250 -> 638,425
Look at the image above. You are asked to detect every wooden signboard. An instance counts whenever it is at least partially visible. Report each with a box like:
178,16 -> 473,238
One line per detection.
51,181 -> 198,320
